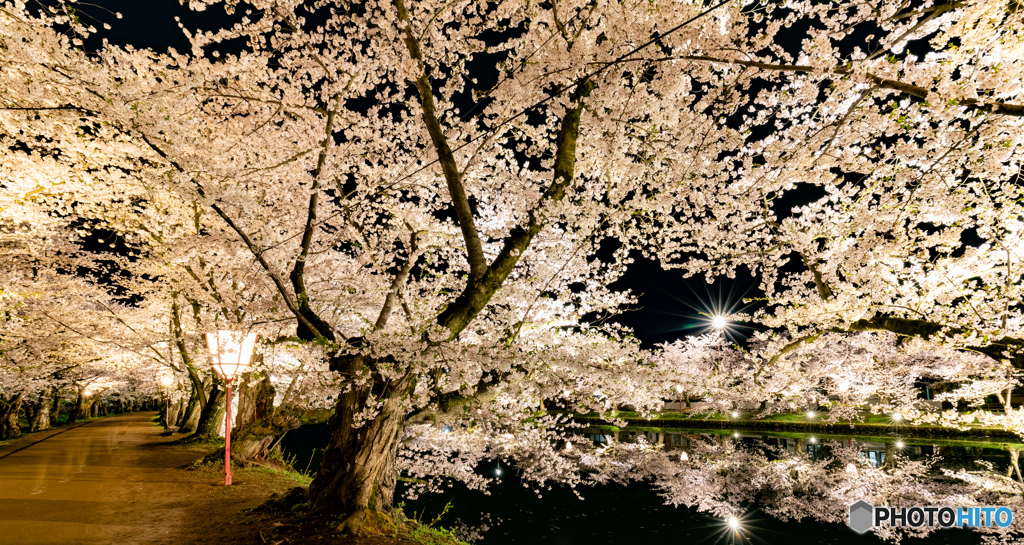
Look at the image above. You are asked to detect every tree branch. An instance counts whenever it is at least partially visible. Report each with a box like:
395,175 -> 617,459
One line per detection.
394,0 -> 489,283
373,228 -> 422,332
435,80 -> 596,339
642,55 -> 1024,117
290,94 -> 341,341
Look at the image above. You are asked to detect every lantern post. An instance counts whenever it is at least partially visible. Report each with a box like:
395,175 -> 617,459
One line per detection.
205,330 -> 257,486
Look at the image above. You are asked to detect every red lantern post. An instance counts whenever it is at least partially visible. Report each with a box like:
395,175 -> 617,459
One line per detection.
205,330 -> 257,486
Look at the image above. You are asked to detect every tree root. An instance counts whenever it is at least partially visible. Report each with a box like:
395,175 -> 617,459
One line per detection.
335,508 -> 370,535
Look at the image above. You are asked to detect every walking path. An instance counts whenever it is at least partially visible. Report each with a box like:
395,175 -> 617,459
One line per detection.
0,412 -> 286,545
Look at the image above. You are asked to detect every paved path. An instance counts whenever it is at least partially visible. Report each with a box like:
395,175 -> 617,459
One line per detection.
0,413 -> 204,545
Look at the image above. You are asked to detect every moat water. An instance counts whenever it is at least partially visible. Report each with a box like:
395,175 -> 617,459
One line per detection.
282,424 -> 1008,544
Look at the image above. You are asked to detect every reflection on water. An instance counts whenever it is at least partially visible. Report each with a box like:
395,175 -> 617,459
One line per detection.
284,425 -> 1020,544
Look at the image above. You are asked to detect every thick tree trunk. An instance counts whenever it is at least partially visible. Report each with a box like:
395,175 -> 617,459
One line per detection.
190,383 -> 226,440
49,394 -> 62,427
177,390 -> 202,433
68,391 -> 83,424
164,398 -> 182,430
228,375 -> 287,460
234,373 -> 260,430
0,394 -> 24,440
308,373 -> 413,534
28,387 -> 53,432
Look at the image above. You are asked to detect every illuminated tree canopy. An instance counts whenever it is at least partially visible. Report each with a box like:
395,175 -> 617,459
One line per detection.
1,0 -> 1023,539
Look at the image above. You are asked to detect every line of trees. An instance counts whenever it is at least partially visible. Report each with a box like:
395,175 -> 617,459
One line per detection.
1,0 -> 1023,540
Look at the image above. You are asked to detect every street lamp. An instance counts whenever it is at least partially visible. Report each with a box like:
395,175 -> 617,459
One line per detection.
205,330 -> 257,486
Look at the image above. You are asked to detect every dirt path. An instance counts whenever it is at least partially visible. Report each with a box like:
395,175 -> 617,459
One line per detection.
0,412 -> 300,545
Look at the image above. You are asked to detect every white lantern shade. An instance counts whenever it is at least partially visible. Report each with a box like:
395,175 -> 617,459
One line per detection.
205,330 -> 257,380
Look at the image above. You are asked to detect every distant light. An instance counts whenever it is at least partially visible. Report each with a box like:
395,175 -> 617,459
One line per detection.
733,432 -> 739,438
809,436 -> 817,443
896,441 -> 905,449
731,411 -> 739,418
892,413 -> 902,422
727,516 -> 740,530
496,467 -> 502,476
807,411 -> 816,419
712,316 -> 727,330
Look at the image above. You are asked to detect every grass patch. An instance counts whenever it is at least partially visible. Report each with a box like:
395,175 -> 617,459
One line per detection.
358,504 -> 469,545
253,463 -> 313,487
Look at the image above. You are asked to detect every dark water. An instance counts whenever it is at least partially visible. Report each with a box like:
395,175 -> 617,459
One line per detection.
281,426 -> 984,545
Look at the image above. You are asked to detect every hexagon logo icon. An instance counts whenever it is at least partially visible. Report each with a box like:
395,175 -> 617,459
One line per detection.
848,500 -> 874,534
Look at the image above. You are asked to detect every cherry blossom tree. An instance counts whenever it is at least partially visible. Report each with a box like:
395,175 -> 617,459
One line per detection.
2,0 -> 1022,534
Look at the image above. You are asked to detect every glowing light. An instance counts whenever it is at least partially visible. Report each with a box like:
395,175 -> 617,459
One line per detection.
565,441 -> 573,451
846,463 -> 858,475
160,375 -> 173,387
896,441 -> 905,449
892,413 -> 902,422
731,411 -> 739,418
679,451 -> 689,461
495,467 -> 502,477
712,316 -> 727,330
733,432 -> 739,438
727,516 -> 740,530
807,411 -> 816,419
809,436 -> 817,443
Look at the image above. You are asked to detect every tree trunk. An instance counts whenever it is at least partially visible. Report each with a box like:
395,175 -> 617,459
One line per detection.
68,391 -> 83,424
228,375 -> 287,460
164,398 -> 182,430
308,373 -> 413,534
28,387 -> 53,432
201,375 -> 315,465
0,394 -> 24,440
190,383 -> 226,440
177,388 -> 202,433
49,394 -> 62,427
234,373 -> 259,430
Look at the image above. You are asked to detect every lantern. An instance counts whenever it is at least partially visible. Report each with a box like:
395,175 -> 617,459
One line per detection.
205,330 -> 257,381
205,329 -> 257,486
